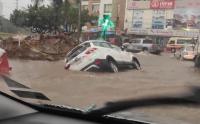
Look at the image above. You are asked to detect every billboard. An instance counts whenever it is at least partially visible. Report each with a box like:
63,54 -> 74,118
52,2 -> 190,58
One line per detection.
175,0 -> 200,8
174,8 -> 200,29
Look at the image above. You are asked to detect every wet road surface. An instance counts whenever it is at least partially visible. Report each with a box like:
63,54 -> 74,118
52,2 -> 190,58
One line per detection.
6,53 -> 200,124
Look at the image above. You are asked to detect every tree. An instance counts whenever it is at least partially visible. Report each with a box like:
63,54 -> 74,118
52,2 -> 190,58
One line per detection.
0,19 -> 2,31
31,0 -> 44,9
81,10 -> 98,26
51,0 -> 64,32
10,10 -> 27,27
66,6 -> 78,32
26,5 -> 56,33
52,0 -> 63,7
10,0 -> 98,33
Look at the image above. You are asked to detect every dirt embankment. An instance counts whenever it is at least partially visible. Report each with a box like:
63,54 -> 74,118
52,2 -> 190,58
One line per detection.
0,34 -> 78,61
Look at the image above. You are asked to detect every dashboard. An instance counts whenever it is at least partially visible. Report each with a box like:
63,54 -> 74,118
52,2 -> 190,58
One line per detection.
0,93 -> 99,124
0,92 -> 148,124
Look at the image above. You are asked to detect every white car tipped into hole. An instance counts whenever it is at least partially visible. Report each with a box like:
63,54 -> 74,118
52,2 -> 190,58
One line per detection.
65,40 -> 141,73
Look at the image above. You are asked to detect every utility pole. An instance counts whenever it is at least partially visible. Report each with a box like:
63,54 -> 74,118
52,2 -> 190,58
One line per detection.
16,0 -> 19,10
77,0 -> 82,43
0,0 -> 3,17
115,4 -> 120,34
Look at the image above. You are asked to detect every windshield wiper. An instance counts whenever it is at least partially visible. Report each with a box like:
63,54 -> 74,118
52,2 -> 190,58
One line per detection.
0,75 -> 150,124
87,86 -> 200,116
0,91 -> 150,124
1,76 -> 200,124
1,75 -> 50,100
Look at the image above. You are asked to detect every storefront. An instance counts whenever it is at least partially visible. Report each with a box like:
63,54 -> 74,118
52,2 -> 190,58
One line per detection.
124,0 -> 200,45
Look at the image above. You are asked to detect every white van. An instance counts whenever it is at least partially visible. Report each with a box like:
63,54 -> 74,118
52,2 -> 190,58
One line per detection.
166,37 -> 195,52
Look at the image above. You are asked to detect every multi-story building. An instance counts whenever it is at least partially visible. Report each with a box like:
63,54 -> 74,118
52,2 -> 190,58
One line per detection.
81,0 -> 112,18
124,0 -> 200,44
81,0 -> 127,31
112,0 -> 126,30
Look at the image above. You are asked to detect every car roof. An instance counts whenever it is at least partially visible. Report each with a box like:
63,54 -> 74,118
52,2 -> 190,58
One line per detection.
131,38 -> 152,40
169,37 -> 192,40
81,40 -> 108,44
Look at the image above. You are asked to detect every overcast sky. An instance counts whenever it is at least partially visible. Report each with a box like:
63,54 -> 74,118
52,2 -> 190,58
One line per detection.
0,0 -> 50,19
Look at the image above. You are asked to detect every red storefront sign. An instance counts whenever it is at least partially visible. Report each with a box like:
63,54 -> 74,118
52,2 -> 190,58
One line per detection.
150,0 -> 175,9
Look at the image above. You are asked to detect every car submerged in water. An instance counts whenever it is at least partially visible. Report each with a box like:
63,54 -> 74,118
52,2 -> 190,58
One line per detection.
65,40 -> 141,72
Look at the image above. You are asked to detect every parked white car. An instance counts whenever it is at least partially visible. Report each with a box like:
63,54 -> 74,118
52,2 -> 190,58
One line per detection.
174,46 -> 195,60
65,40 -> 141,72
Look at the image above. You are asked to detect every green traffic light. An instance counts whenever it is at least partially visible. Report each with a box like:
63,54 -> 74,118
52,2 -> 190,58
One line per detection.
98,14 -> 115,40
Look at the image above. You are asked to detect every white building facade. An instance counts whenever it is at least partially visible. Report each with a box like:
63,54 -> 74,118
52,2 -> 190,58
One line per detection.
124,0 -> 200,39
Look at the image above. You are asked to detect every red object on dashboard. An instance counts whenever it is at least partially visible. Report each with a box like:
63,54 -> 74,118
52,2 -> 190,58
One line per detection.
0,53 -> 11,75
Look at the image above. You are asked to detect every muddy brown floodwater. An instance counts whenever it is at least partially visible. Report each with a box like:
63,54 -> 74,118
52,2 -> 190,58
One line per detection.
7,53 -> 200,124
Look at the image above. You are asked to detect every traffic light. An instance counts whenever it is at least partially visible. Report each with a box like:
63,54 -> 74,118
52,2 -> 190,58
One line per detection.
98,14 -> 115,40
102,15 -> 110,29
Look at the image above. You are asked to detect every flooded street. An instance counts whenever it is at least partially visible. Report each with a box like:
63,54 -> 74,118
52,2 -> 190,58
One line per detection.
7,53 -> 200,124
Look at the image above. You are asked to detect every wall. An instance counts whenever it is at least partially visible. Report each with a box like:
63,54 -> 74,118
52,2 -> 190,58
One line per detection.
112,0 -> 126,30
81,0 -> 112,18
99,0 -> 112,18
123,0 -> 200,38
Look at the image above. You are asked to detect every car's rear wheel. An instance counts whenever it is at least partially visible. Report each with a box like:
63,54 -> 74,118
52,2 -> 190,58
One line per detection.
143,47 -> 148,52
109,60 -> 118,73
132,59 -> 140,70
195,55 -> 200,68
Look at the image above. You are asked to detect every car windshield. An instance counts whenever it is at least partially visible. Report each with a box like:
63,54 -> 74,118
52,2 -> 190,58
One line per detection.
1,0 -> 200,124
67,43 -> 90,60
186,46 -> 194,51
92,41 -> 112,48
143,39 -> 153,44
110,44 -> 121,51
131,39 -> 141,43
177,39 -> 193,44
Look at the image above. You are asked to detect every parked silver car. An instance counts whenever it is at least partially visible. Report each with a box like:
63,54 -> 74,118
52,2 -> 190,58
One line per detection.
123,38 -> 162,54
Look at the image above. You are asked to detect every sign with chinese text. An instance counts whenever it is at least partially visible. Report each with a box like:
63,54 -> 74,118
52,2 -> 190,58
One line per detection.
150,0 -> 175,9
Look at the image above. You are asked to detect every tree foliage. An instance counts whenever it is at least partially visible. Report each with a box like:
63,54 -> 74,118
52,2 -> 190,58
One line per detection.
0,16 -> 27,33
31,0 -> 44,9
10,0 -> 98,33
